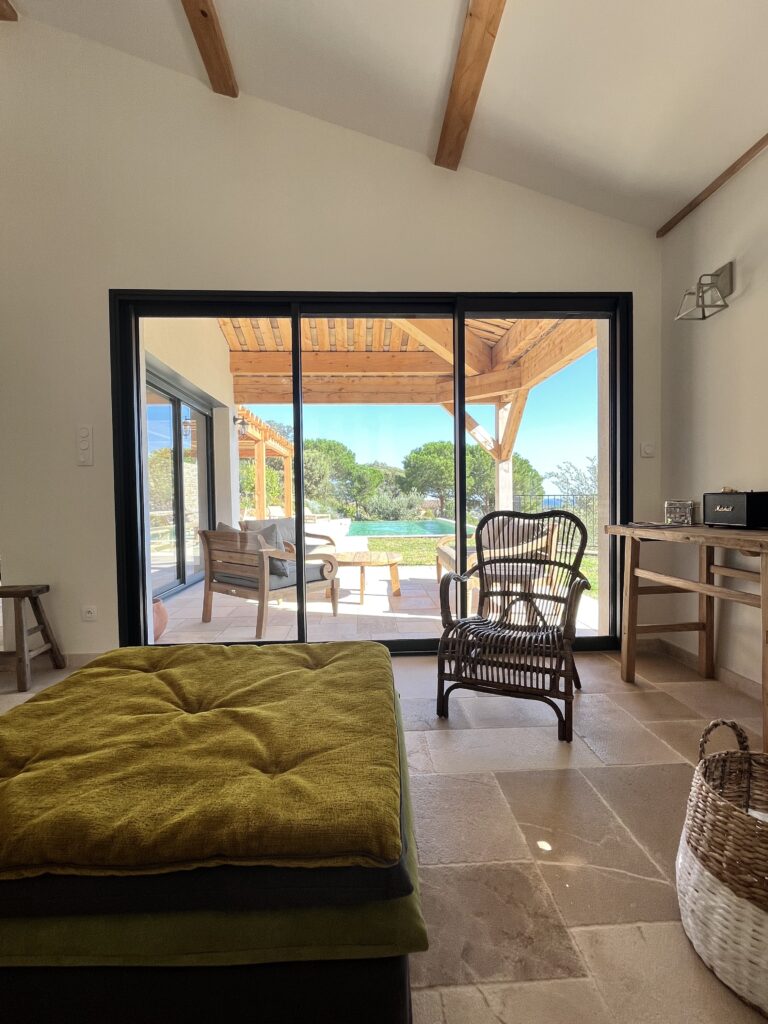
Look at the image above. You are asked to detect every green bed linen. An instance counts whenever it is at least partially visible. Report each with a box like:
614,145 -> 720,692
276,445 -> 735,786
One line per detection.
0,699 -> 427,967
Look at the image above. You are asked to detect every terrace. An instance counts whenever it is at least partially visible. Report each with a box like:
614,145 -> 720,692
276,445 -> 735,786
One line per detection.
153,315 -> 605,643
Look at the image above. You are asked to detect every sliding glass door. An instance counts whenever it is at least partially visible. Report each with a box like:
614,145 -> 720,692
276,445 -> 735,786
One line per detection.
461,312 -> 611,636
145,380 -> 213,599
298,315 -> 455,643
116,293 -> 630,650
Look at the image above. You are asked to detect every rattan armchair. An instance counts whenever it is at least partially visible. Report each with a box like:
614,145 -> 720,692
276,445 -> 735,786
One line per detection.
437,510 -> 590,742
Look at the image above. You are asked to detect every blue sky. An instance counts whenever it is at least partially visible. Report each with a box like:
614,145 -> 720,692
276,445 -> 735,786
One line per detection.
249,350 -> 597,489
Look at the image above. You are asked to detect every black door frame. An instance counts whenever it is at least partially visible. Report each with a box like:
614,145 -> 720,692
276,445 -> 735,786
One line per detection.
144,372 -> 215,599
110,290 -> 632,652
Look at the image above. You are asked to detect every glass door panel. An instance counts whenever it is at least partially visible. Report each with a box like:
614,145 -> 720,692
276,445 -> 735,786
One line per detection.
181,404 -> 209,580
462,315 -> 609,635
146,385 -> 180,596
236,316 -> 298,642
300,315 -> 455,642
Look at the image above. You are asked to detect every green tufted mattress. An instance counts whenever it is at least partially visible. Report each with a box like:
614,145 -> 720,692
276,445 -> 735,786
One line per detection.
0,687 -> 426,967
0,642 -> 403,879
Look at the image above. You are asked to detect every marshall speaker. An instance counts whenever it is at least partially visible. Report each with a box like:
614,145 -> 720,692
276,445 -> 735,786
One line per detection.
703,491 -> 768,529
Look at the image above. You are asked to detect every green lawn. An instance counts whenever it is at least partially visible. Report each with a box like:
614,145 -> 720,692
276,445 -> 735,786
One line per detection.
367,535 -> 599,598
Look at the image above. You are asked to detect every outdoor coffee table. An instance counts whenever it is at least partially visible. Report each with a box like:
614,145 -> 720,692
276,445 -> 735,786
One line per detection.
333,551 -> 403,604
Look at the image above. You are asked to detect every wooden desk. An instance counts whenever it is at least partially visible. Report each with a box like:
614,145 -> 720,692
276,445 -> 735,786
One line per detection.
606,524 -> 768,747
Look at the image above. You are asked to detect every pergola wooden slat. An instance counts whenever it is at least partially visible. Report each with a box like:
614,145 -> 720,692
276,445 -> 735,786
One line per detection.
224,316 -> 596,510
236,407 -> 293,519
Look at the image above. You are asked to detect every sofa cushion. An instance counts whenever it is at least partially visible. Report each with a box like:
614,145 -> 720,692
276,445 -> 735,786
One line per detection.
218,521 -> 288,577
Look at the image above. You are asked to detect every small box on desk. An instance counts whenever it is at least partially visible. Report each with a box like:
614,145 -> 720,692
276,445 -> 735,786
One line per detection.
703,491 -> 768,529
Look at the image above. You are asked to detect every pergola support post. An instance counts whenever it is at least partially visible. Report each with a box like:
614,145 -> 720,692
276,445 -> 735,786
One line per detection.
283,456 -> 293,517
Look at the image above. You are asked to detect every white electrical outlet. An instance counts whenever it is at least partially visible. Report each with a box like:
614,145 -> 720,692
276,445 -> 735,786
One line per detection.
81,605 -> 98,622
77,425 -> 93,466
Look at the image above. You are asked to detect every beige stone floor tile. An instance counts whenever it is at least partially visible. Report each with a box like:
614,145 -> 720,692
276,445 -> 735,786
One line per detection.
575,922 -> 764,1023
405,731 -> 436,774
411,863 -> 586,988
411,988 -> 445,1024
608,689 -> 701,722
456,694 -> 567,729
646,718 -> 763,763
495,769 -> 664,875
574,653 -> 656,693
426,727 -> 601,773
438,979 -> 613,1024
582,763 -> 694,879
606,650 -> 705,684
399,698 -> 471,731
410,773 -> 530,864
655,679 -> 763,720
539,863 -> 679,926
573,694 -> 686,765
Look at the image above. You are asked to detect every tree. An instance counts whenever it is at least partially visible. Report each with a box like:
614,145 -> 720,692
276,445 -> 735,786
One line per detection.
546,456 -> 597,495
367,478 -> 423,520
347,465 -> 383,519
147,448 -> 175,512
303,446 -> 333,509
466,444 -> 496,517
512,453 -> 545,511
403,441 -> 454,518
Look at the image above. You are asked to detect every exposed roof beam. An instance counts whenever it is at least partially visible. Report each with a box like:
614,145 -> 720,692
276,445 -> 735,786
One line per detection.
657,131 -> 768,238
0,1 -> 18,21
181,0 -> 238,98
441,403 -> 500,459
390,318 -> 493,375
436,366 -> 522,403
231,351 -> 452,376
435,0 -> 507,170
492,319 -> 557,368
235,377 -> 443,404
519,319 -> 596,389
498,390 -> 529,461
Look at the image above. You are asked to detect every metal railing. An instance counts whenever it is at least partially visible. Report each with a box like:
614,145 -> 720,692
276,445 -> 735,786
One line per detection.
511,493 -> 599,551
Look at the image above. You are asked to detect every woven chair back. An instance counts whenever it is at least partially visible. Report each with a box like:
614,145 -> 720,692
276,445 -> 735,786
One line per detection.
474,510 -> 587,629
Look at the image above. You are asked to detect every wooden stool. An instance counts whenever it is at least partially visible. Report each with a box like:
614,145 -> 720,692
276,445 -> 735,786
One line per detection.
0,585 -> 66,692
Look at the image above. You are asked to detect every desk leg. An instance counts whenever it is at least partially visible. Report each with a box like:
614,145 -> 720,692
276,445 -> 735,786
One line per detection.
698,545 -> 715,678
620,537 -> 640,683
762,553 -> 768,752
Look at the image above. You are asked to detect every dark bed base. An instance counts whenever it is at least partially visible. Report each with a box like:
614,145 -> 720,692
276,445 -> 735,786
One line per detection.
2,954 -> 412,1024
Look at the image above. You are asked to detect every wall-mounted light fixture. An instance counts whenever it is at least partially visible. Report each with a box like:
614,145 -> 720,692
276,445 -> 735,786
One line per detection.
233,413 -> 248,437
675,261 -> 734,321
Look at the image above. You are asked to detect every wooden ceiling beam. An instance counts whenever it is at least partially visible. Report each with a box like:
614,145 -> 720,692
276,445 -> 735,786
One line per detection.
230,351 -> 453,375
657,131 -> 768,238
181,0 -> 238,98
498,390 -> 529,461
441,403 -> 500,459
235,376 -> 444,404
520,319 -> 596,389
436,365 -> 522,403
492,319 -> 557,368
0,1 -> 18,21
390,318 -> 493,375
435,0 -> 507,170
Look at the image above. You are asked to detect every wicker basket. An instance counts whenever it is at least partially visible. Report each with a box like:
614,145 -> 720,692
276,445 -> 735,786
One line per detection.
677,720 -> 768,1015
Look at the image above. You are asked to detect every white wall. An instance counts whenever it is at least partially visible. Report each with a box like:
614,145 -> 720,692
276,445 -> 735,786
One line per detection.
142,317 -> 239,527
660,153 -> 768,684
0,18 -> 662,656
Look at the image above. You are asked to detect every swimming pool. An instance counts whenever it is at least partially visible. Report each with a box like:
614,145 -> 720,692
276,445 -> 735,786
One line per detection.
348,519 -> 468,537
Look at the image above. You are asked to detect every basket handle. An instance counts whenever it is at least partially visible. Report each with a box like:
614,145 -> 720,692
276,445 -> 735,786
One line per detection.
698,719 -> 751,761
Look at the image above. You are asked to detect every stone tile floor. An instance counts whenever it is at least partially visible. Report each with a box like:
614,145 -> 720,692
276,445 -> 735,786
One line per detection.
157,566 -> 600,644
0,648 -> 763,1022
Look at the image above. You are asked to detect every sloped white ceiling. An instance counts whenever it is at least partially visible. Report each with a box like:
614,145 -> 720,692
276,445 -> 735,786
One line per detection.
15,0 -> 768,228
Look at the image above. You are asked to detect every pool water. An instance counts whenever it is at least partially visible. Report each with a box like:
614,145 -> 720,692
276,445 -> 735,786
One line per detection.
349,519 -> 466,537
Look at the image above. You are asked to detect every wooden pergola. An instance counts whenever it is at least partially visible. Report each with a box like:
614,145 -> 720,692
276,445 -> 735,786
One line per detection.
221,316 -> 596,507
236,406 -> 293,519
